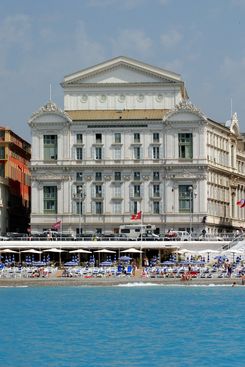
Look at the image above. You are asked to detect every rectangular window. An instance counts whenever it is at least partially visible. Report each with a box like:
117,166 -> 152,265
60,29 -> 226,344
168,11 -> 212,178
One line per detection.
114,147 -> 121,160
95,185 -> 102,197
114,172 -> 121,181
153,171 -> 160,181
152,146 -> 160,159
43,186 -> 57,214
44,135 -> 57,160
178,133 -> 193,159
76,147 -> 83,160
114,185 -> 121,198
0,147 -> 5,159
95,172 -> 102,181
134,147 -> 141,160
153,184 -> 160,197
0,163 -> 4,177
133,201 -> 138,214
95,201 -> 103,214
96,133 -> 102,143
179,185 -> 193,213
153,201 -> 160,214
134,185 -> 141,197
76,201 -> 82,215
76,134 -> 83,144
134,133 -> 140,143
153,133 -> 159,142
95,147 -> 102,160
114,133 -> 121,143
113,201 -> 121,214
76,172 -> 83,181
134,172 -> 141,181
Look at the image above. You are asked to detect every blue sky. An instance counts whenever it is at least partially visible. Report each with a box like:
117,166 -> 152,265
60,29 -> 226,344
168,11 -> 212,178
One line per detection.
0,0 -> 245,142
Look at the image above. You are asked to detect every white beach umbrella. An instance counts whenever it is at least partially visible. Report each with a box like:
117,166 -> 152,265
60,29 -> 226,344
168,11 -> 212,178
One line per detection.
69,249 -> 92,253
43,248 -> 66,253
21,249 -> 43,254
198,249 -> 220,254
0,248 -> 18,253
177,249 -> 193,254
94,249 -> 116,253
121,248 -> 143,253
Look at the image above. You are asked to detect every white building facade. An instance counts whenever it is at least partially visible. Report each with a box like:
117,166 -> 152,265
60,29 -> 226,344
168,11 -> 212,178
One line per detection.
28,56 -> 245,236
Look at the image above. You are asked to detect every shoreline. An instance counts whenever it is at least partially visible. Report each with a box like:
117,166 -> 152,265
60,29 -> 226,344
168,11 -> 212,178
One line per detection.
0,276 -> 244,287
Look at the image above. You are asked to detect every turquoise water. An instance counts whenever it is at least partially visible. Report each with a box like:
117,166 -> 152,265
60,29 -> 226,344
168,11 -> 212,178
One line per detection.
0,285 -> 244,367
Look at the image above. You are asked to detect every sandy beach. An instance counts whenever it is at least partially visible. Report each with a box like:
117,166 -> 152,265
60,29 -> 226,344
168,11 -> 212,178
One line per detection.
0,275 -> 244,287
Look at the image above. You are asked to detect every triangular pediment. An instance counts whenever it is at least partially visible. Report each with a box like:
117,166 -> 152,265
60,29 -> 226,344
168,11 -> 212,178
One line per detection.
62,56 -> 182,86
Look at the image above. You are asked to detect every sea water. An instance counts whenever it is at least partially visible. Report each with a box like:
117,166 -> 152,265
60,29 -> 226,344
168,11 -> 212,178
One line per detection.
0,285 -> 244,367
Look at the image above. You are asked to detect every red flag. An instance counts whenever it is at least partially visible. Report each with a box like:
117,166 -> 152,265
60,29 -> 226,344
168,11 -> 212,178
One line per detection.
51,220 -> 61,230
237,199 -> 245,208
131,211 -> 142,220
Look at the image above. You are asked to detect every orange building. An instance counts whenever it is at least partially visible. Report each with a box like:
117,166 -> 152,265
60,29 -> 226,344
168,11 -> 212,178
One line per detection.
0,127 -> 31,234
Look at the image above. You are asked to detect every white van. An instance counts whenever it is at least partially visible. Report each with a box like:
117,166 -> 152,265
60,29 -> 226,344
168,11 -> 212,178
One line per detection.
119,224 -> 156,239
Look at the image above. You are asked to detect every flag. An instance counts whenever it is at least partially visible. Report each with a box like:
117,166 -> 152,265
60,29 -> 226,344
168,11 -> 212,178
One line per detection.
131,211 -> 142,220
236,199 -> 245,208
51,220 -> 62,230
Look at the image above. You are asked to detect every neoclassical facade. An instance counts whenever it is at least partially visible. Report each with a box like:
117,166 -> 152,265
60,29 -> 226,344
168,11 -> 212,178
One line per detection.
28,56 -> 245,236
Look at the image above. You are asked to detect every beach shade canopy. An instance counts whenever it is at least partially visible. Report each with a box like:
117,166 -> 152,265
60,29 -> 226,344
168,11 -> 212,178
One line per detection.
121,248 -> 143,253
94,249 -> 116,253
69,249 -> 92,253
177,249 -> 193,254
43,248 -> 66,253
198,249 -> 220,254
21,249 -> 43,254
0,248 -> 18,253
225,249 -> 244,254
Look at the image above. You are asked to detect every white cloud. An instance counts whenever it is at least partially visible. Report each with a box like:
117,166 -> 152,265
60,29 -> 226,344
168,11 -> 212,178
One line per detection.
111,29 -> 153,57
87,0 -> 146,9
160,29 -> 182,48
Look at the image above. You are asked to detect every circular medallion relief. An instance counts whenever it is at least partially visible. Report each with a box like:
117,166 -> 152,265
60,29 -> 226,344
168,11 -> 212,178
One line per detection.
80,94 -> 88,103
137,94 -> 144,102
118,94 -> 126,102
156,94 -> 163,102
99,94 -> 107,103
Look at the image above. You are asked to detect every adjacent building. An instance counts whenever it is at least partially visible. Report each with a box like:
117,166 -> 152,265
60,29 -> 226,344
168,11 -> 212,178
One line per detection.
0,127 -> 31,234
28,56 -> 245,236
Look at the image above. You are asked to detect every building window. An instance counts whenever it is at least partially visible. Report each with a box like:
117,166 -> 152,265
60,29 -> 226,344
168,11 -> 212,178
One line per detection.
95,147 -> 102,160
178,133 -> 193,159
153,171 -> 160,181
152,146 -> 160,159
44,135 -> 57,160
134,185 -> 141,197
76,172 -> 83,181
43,186 -> 57,214
114,172 -> 121,181
76,134 -> 83,144
153,133 -> 159,142
76,201 -> 82,215
153,184 -> 160,197
95,201 -> 103,214
133,201 -> 138,214
153,201 -> 160,214
134,172 -> 141,181
76,147 -> 83,160
134,147 -> 141,160
95,185 -> 102,198
114,147 -> 121,160
0,163 -> 4,177
114,133 -> 121,143
179,185 -> 193,213
0,147 -> 5,159
113,201 -> 121,214
114,185 -> 121,198
134,133 -> 140,143
95,172 -> 102,181
96,133 -> 102,143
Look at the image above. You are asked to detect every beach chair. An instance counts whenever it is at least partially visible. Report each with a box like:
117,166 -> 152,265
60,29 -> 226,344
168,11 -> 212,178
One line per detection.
126,265 -> 132,276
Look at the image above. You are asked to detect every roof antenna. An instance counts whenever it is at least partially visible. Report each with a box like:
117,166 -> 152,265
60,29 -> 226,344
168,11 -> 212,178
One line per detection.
49,84 -> 52,101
